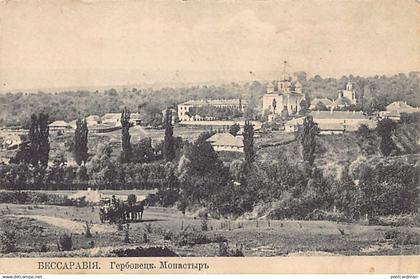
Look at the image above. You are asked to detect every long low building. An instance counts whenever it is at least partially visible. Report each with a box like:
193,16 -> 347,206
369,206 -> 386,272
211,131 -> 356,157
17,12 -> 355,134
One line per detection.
206,133 -> 244,153
178,99 -> 247,122
285,111 -> 377,134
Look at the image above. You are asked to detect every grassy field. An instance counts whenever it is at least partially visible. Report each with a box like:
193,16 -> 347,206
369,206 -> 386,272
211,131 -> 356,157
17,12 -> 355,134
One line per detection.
0,203 -> 418,257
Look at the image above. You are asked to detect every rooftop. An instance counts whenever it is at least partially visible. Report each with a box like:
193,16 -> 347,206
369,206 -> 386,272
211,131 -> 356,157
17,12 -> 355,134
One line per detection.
310,111 -> 367,119
48,120 -> 69,127
206,133 -> 244,147
181,99 -> 247,106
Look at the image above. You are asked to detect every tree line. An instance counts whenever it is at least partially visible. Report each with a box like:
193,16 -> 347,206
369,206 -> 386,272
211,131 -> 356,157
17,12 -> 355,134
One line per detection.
0,72 -> 418,128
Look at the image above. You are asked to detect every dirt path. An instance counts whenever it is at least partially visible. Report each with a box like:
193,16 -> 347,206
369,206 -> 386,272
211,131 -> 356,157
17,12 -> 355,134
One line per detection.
8,214 -> 115,234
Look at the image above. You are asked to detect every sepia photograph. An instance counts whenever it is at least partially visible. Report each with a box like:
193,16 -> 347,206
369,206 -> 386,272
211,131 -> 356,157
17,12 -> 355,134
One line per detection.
0,0 -> 419,274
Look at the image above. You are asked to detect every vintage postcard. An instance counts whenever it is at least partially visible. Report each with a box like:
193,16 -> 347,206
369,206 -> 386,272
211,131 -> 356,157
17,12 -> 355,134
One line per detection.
0,0 -> 419,275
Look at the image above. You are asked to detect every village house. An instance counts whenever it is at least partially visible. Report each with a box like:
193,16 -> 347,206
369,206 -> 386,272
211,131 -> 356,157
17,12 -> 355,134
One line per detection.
262,73 -> 305,116
285,111 -> 377,135
101,113 -> 121,127
101,112 -> 142,126
85,115 -> 101,127
206,133 -> 244,153
48,120 -> 71,133
379,101 -> 420,121
130,113 -> 142,126
178,99 -> 247,122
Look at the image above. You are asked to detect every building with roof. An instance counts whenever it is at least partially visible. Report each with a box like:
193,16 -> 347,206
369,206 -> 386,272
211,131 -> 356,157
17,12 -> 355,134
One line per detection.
48,120 -> 71,133
178,99 -> 247,122
86,115 -> 101,127
331,82 -> 357,109
309,98 -> 333,110
101,113 -> 121,126
262,72 -> 305,116
130,113 -> 142,126
284,111 -> 377,134
379,101 -> 420,121
206,133 -> 244,153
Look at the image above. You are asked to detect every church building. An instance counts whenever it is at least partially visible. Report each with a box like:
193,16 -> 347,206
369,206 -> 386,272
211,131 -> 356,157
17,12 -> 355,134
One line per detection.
262,73 -> 305,116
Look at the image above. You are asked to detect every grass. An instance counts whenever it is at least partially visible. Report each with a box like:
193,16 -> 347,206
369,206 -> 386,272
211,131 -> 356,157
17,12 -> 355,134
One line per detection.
0,203 -> 419,257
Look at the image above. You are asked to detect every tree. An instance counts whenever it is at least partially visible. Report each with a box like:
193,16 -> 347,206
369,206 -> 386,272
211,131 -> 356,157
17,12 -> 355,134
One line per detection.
25,113 -> 49,167
28,114 -> 40,166
298,116 -> 319,166
132,137 -> 155,163
37,113 -> 50,168
178,136 -> 230,206
73,118 -> 89,165
243,120 -> 255,166
313,102 -> 328,111
120,107 -> 132,163
229,123 -> 240,136
299,99 -> 308,115
376,118 -> 398,157
272,98 -> 277,113
87,144 -> 117,188
163,109 -> 175,161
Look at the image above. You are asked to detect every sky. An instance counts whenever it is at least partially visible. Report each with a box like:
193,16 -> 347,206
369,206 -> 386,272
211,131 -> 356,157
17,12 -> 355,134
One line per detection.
0,0 -> 418,91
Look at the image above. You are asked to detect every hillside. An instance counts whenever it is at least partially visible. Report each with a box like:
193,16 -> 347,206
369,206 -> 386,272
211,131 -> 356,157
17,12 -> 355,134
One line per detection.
256,123 -> 419,178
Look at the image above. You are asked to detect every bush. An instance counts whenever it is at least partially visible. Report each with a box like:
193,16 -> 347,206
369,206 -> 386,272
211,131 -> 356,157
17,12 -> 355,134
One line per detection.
1,230 -> 17,253
174,230 -> 226,247
57,233 -> 73,251
112,247 -> 178,257
369,214 -> 417,227
201,215 -> 208,231
0,191 -> 76,206
305,209 -> 349,222
84,222 -> 92,238
163,230 -> 174,241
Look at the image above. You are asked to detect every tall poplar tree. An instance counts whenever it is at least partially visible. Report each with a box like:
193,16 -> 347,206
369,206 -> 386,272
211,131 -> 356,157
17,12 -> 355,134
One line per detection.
298,115 -> 319,166
38,112 -> 50,168
163,109 -> 175,161
120,107 -> 132,163
73,118 -> 89,165
243,120 -> 255,166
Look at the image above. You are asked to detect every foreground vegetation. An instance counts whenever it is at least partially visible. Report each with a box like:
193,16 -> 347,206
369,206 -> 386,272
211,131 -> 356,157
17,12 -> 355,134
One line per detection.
1,204 -> 419,257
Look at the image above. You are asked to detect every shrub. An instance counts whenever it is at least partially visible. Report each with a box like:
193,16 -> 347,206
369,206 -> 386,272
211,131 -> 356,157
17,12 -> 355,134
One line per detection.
39,244 -> 48,252
124,224 -> 130,243
218,240 -> 244,257
201,216 -> 208,231
57,233 -> 73,251
305,209 -> 349,222
1,230 -> 17,253
163,230 -> 174,241
112,247 -> 178,257
174,230 -> 226,247
84,222 -> 92,238
144,223 -> 153,233
369,214 -> 416,227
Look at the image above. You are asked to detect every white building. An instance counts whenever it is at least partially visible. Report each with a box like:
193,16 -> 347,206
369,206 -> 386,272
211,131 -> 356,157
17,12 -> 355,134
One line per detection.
262,74 -> 305,116
285,111 -> 377,134
86,115 -> 101,127
206,133 -> 244,153
379,101 -> 420,121
101,113 -> 121,127
48,120 -> 71,132
178,99 -> 247,122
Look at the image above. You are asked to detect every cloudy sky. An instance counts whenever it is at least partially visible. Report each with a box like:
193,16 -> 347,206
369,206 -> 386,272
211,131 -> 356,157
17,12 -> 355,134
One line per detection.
0,0 -> 418,91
